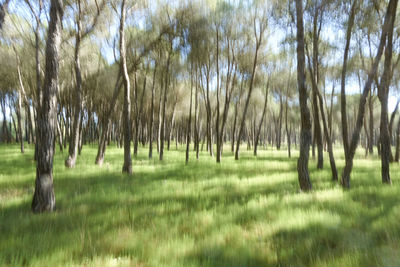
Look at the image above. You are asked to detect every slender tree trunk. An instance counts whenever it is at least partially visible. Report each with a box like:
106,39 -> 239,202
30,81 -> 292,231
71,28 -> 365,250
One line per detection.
186,64 -> 193,164
0,0 -> 10,30
32,0 -> 63,213
306,52 -> 338,181
285,76 -> 291,158
378,3 -> 397,184
388,100 -> 399,162
295,0 -> 312,191
194,72 -> 200,159
341,0 -> 397,188
149,62 -> 157,159
369,88 -> 374,153
56,114 -> 63,153
160,47 -> 171,161
65,32 -> 83,168
14,49 -> 26,153
340,0 -> 357,165
120,0 -> 132,174
395,117 -> 400,162
235,25 -> 264,160
311,5 -> 323,169
254,79 -> 269,156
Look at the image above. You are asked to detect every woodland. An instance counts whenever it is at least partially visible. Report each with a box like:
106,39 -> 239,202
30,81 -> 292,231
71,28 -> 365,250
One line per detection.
1,0 -> 400,266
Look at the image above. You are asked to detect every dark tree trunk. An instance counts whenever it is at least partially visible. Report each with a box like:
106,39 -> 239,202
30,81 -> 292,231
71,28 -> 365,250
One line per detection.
65,31 -> 83,168
341,0 -> 397,188
284,73 -> 291,158
369,88 -> 374,154
120,0 -> 132,174
95,72 -> 122,164
186,64 -> 193,164
14,51 -> 25,153
311,5 -> 323,169
32,0 -> 63,213
306,51 -> 338,181
56,114 -> 63,153
149,62 -> 157,159
254,79 -> 269,156
295,0 -> 312,191
395,117 -> 400,162
159,47 -> 171,161
388,100 -> 399,162
378,4 -> 397,184
340,0 -> 357,167
235,23 -> 264,160
216,44 -> 236,162
231,77 -> 244,153
0,0 -> 10,30
194,71 -> 200,160
78,111 -> 83,155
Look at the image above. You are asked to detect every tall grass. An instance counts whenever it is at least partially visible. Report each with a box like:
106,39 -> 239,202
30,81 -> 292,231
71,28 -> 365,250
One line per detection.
1,143 -> 400,266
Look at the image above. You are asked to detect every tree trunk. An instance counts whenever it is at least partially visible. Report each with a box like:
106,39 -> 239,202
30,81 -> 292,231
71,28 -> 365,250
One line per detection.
340,0 -> 357,166
285,73 -> 291,158
160,47 -> 171,161
306,51 -> 338,181
254,79 -> 269,156
311,5 -> 323,169
235,24 -> 264,160
32,0 -> 63,213
295,0 -> 312,191
149,62 -> 157,159
186,64 -> 193,164
388,100 -> 399,162
395,117 -> 400,162
378,3 -> 397,184
120,0 -> 132,174
341,0 -> 397,188
367,89 -> 374,155
65,32 -> 83,168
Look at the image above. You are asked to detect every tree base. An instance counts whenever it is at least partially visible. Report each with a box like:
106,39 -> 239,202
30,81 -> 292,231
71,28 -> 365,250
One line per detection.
32,174 -> 55,213
65,156 -> 76,168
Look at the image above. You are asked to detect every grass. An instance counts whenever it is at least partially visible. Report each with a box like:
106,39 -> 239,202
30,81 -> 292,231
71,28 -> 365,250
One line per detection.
1,143 -> 400,266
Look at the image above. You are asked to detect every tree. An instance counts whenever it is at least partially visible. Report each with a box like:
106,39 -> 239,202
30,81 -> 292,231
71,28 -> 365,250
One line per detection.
0,0 -> 10,30
31,0 -> 64,213
65,0 -> 105,168
341,0 -> 398,188
295,0 -> 312,191
235,3 -> 266,160
377,0 -> 398,184
120,0 -> 132,174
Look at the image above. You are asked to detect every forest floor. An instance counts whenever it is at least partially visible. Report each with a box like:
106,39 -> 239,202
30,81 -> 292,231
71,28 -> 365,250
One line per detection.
1,143 -> 400,266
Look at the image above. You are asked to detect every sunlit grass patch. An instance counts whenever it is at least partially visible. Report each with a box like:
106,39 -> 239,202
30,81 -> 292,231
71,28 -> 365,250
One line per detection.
1,143 -> 400,266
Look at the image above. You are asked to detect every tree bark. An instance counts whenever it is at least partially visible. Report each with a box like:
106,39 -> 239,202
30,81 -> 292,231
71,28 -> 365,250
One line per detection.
254,78 -> 269,156
149,62 -> 157,159
159,45 -> 171,161
186,63 -> 193,164
395,117 -> 400,162
341,0 -> 397,188
235,20 -> 264,160
295,0 -> 312,191
120,0 -> 132,174
306,49 -> 338,181
340,0 -> 357,163
65,21 -> 83,168
378,1 -> 397,184
32,0 -> 63,213
388,100 -> 399,162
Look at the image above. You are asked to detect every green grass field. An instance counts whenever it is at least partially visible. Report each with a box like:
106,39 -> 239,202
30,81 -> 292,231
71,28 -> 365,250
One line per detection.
1,143 -> 400,266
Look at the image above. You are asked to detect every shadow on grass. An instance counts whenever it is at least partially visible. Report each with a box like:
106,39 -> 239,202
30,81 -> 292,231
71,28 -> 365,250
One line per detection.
2,144 -> 400,266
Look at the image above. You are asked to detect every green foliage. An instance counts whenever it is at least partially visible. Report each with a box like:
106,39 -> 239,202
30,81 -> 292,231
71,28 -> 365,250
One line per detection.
1,144 -> 400,266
